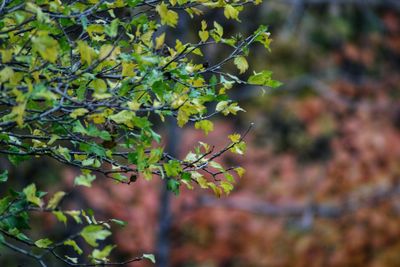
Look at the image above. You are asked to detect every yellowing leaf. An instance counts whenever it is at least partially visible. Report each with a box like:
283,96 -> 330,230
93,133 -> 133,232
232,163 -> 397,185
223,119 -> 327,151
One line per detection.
201,20 -> 207,31
194,120 -> 214,135
199,30 -> 209,42
235,167 -> 246,177
0,66 -> 15,83
53,210 -> 67,224
80,225 -> 111,247
35,238 -> 53,248
108,110 -> 135,127
127,101 -> 141,111
208,182 -> 222,198
32,34 -> 59,63
77,41 -> 97,65
224,5 -> 239,20
91,79 -> 107,93
74,173 -> 96,187
216,101 -> 244,115
156,2 -> 179,27
87,24 -> 105,40
70,108 -> 89,119
230,141 -> 246,155
1,49 -> 13,63
220,181 -> 234,194
195,175 -> 209,189
213,21 -> 223,37
122,62 -> 136,77
47,191 -> 66,209
99,44 -> 120,60
234,56 -> 248,74
216,101 -> 228,113
23,183 -> 43,207
92,245 -> 115,261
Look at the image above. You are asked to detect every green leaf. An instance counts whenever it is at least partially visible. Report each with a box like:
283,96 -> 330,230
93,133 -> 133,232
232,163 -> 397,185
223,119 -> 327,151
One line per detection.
80,225 -> 111,247
248,70 -> 282,88
65,210 -> 82,224
163,160 -> 182,177
105,19 -> 119,37
35,238 -> 53,248
167,179 -> 180,195
0,170 -> 8,183
65,256 -> 78,264
56,146 -> 71,162
143,253 -> 156,263
53,211 -> 67,224
64,239 -> 83,255
110,219 -> 127,226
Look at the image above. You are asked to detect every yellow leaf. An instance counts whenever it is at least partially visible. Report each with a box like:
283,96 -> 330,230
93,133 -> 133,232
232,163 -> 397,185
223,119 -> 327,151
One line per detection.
99,44 -> 120,60
155,33 -> 166,50
156,2 -> 179,27
228,134 -> 241,143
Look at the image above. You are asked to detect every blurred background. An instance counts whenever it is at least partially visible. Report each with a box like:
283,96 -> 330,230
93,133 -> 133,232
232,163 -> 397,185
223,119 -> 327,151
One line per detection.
2,1 -> 400,266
